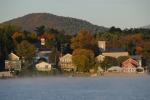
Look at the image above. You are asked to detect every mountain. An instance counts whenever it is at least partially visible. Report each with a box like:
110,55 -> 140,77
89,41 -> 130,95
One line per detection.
0,13 -> 108,35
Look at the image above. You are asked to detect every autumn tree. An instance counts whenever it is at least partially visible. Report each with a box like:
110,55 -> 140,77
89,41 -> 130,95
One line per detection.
12,32 -> 23,41
119,33 -> 143,55
135,46 -> 143,55
12,31 -> 38,44
39,32 -> 55,48
71,30 -> 95,50
24,31 -> 38,43
142,41 -> 150,69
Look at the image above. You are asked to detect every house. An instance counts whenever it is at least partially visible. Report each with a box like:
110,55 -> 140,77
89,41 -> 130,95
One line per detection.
35,61 -> 51,71
59,53 -> 76,71
122,58 -> 139,72
5,53 -> 21,71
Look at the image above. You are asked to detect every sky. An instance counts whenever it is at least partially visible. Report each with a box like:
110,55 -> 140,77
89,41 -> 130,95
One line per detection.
0,0 -> 150,29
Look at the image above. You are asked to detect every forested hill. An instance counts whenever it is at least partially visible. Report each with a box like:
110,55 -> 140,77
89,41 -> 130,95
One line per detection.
0,13 -> 108,35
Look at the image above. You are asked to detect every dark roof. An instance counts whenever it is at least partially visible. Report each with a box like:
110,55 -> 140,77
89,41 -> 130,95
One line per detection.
103,48 -> 126,53
38,48 -> 51,51
33,42 -> 41,48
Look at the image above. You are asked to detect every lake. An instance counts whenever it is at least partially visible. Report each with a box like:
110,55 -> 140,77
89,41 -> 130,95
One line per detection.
0,76 -> 150,100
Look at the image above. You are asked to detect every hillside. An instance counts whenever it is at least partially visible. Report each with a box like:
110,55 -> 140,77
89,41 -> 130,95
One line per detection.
0,13 -> 108,35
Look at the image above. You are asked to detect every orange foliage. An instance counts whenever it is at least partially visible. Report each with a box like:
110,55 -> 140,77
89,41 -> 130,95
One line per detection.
132,33 -> 143,44
39,33 -> 55,41
135,46 -> 143,55
71,30 -> 95,50
12,32 -> 22,40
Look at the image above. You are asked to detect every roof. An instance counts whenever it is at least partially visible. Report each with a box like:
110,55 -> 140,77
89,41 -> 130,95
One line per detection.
102,52 -> 129,58
60,53 -> 72,59
122,58 -> 138,68
8,53 -> 19,60
36,61 -> 51,66
38,48 -> 51,52
96,55 -> 105,58
103,48 -> 126,53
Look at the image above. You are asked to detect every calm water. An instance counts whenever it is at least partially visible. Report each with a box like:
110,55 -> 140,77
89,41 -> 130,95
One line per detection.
0,76 -> 150,100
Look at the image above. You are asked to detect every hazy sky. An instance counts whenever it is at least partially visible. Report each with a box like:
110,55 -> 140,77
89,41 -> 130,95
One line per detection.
0,0 -> 150,28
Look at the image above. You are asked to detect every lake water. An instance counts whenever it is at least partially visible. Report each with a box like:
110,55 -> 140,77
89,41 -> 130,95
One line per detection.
0,76 -> 150,100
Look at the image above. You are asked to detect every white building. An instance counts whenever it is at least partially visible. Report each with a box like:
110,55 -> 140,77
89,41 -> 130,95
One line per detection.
36,61 -> 51,71
5,53 -> 21,70
59,53 -> 76,71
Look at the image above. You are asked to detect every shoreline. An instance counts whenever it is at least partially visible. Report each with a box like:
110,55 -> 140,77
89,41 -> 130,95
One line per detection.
0,71 -> 149,79
99,72 -> 149,77
0,73 -> 150,80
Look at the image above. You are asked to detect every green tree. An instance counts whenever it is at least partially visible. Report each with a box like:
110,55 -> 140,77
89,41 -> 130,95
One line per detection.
35,25 -> 45,36
0,25 -> 20,70
101,56 -> 118,71
16,40 -> 36,62
72,48 -> 95,72
72,55 -> 89,72
100,32 -> 120,48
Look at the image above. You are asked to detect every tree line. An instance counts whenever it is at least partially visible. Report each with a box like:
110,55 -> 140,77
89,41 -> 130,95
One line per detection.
0,25 -> 150,72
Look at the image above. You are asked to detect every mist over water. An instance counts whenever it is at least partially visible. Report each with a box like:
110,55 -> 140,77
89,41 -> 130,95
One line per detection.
0,77 -> 150,100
